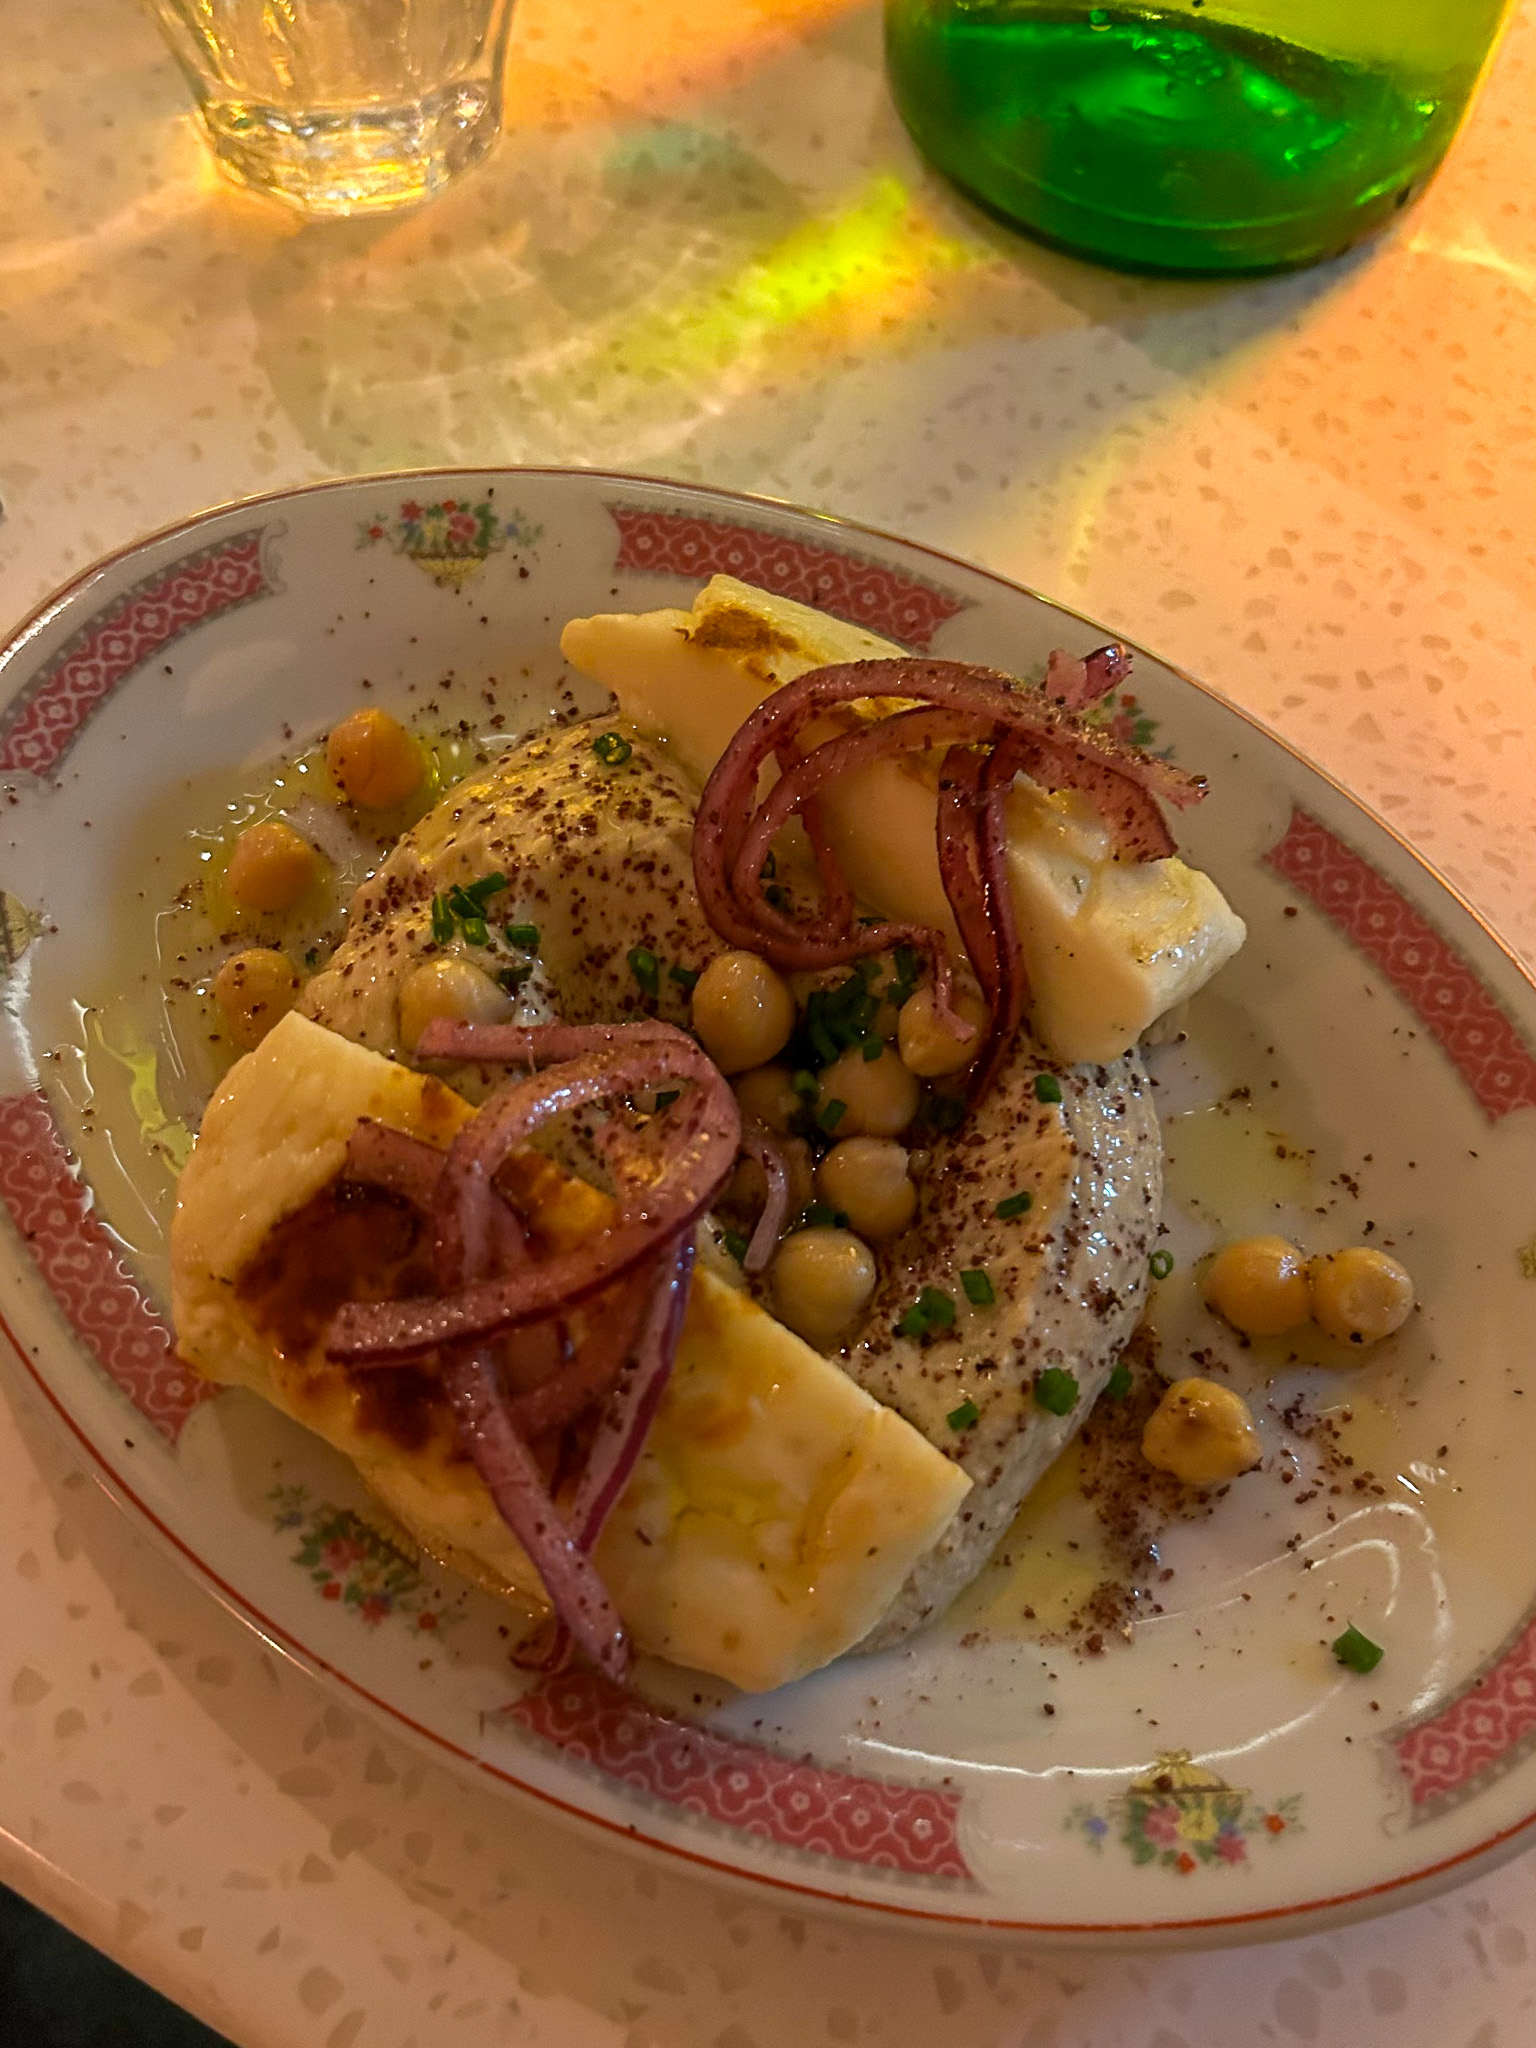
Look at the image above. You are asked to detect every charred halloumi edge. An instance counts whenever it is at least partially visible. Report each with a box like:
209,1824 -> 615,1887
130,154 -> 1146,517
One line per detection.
170,1013 -> 971,1693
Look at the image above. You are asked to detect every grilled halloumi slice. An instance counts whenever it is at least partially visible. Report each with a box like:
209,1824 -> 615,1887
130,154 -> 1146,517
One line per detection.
170,1012 -> 970,1693
561,575 -> 1245,1064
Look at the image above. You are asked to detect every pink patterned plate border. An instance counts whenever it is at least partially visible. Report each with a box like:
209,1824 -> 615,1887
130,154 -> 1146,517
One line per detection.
510,1669 -> 973,1884
0,529 -> 272,779
0,1093 -> 207,1441
1266,807 -> 1536,1123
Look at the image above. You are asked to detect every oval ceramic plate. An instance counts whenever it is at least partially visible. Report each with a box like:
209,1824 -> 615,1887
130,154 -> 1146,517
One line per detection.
2,470 -> 1535,1946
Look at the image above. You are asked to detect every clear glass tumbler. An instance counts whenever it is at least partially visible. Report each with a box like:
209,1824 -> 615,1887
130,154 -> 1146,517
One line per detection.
143,0 -> 516,217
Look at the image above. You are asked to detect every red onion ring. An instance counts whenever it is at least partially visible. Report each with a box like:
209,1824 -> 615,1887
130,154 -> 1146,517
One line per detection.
343,1116 -> 566,1387
740,1119 -> 791,1274
569,1230 -> 695,1551
426,1078 -> 629,1680
343,1120 -> 447,1209
693,654 -> 1203,1107
505,1274 -> 650,1439
443,1351 -> 627,1678
1045,642 -> 1133,711
322,1022 -> 725,1681
325,1030 -> 738,1363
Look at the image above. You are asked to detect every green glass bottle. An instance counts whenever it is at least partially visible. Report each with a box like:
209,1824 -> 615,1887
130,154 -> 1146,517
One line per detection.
885,0 -> 1512,274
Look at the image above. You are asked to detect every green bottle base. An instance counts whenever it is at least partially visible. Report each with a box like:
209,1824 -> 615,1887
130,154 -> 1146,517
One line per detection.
885,4 -> 1471,277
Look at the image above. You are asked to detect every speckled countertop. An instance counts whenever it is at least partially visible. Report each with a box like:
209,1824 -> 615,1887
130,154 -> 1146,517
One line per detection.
4,1 -> 1536,2042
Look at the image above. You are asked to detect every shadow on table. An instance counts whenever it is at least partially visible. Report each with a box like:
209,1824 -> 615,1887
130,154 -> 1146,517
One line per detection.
0,1882 -> 232,2048
219,5 -> 1366,521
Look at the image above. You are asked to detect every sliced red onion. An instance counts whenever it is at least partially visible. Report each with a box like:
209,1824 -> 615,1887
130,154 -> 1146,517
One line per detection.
933,743 -> 1030,1099
443,1351 -> 627,1680
773,739 -> 854,944
1044,642 -> 1132,712
1083,642 -> 1134,701
695,658 -> 1202,932
969,736 -> 1033,1100
569,1231 -> 695,1552
506,1275 -> 650,1438
342,1116 -> 550,1373
326,1033 -> 738,1362
343,1120 -> 448,1210
740,1119 -> 791,1274
691,655 -> 1204,1109
935,747 -> 999,1010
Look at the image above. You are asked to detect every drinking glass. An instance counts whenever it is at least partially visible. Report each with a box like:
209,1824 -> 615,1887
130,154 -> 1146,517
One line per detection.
885,0 -> 1514,274
143,0 -> 516,217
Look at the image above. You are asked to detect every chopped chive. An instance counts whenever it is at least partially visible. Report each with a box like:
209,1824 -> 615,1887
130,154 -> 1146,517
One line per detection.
917,1285 -> 956,1330
765,884 -> 786,909
947,1398 -> 980,1432
303,946 -> 321,968
893,945 -> 918,987
791,1069 -> 819,1102
430,895 -> 455,945
1104,1362 -> 1134,1401
1149,1249 -> 1175,1281
760,851 -> 777,880
460,914 -> 489,948
446,885 -> 479,920
653,1089 -> 680,1113
505,921 -> 540,949
464,871 -> 508,905
593,731 -> 632,766
995,1190 -> 1033,1220
497,965 -> 531,993
960,1268 -> 995,1308
1332,1625 -> 1384,1675
627,946 -> 660,996
792,1202 -> 846,1232
861,1033 -> 884,1062
896,1286 -> 957,1340
818,1097 -> 848,1134
721,1228 -> 749,1265
808,1018 -> 839,1067
1033,1073 -> 1064,1105
1034,1367 -> 1080,1416
668,963 -> 700,991
925,1093 -> 967,1133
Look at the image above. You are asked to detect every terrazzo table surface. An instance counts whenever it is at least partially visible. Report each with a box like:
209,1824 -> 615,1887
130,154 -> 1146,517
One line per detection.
4,1 -> 1536,2042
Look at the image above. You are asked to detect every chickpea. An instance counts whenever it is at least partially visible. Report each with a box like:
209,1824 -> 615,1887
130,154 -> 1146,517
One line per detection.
212,948 -> 300,1051
1142,1377 -> 1261,1486
816,1042 -> 920,1140
226,819 -> 320,915
817,1137 -> 917,1242
691,951 -> 795,1075
1204,1234 -> 1311,1338
897,983 -> 989,1079
327,707 -> 424,810
770,1227 -> 877,1350
734,1063 -> 801,1135
1309,1247 -> 1415,1348
398,956 -> 513,1052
